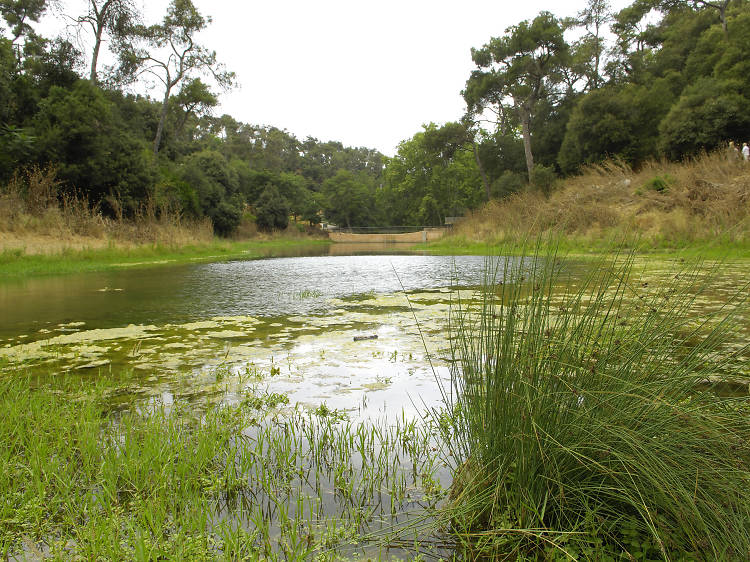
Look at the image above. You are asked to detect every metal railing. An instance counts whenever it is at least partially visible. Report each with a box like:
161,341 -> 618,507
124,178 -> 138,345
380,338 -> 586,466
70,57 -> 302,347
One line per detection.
330,225 -> 451,234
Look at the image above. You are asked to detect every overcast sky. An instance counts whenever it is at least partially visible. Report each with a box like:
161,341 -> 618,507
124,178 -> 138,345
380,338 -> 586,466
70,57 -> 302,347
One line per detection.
47,0 -> 631,155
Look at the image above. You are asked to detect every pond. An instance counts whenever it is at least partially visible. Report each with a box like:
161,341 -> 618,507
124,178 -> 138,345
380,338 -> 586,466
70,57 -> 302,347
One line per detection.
1,247 -> 748,417
0,247 -> 504,420
2,245 -> 749,559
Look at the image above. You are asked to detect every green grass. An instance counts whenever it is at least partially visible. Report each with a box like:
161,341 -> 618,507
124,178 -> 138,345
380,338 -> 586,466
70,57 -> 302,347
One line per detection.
423,232 -> 750,260
0,375 -> 447,560
432,242 -> 750,559
0,238 -> 331,279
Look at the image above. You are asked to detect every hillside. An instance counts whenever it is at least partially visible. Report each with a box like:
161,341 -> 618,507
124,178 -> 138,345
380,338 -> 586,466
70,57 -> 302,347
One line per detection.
444,152 -> 750,250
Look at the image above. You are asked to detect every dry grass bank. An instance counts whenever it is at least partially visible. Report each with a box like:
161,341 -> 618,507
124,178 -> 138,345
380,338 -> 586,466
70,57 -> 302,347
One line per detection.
455,152 -> 750,246
0,166 -> 215,255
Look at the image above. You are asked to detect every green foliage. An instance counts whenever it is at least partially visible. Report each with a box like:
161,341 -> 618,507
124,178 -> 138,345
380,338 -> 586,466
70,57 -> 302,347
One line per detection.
321,169 -> 376,228
658,77 -> 750,158
5,0 -> 750,233
32,80 -> 154,208
209,198 -> 242,237
0,0 -> 391,233
559,81 -> 674,173
381,123 -> 483,225
254,184 -> 289,231
465,11 -> 570,178
0,0 -> 48,41
491,170 -> 525,199
641,173 -> 675,193
417,194 -> 442,226
529,164 -> 557,197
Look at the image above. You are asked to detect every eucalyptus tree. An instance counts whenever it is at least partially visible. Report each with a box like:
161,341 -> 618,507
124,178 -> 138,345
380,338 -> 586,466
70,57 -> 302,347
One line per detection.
120,0 -> 234,154
464,12 -> 569,182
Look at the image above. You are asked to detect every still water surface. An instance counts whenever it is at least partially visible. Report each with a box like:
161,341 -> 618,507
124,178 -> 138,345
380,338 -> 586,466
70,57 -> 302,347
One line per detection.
2,246 -> 747,419
0,247 -> 499,419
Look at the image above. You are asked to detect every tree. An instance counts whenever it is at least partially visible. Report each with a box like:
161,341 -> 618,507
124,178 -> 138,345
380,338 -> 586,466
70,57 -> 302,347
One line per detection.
658,77 -> 750,157
32,80 -> 153,208
72,0 -> 140,83
120,0 -> 234,154
255,184 -> 289,231
1,0 -> 49,44
574,0 -> 613,90
321,170 -> 376,228
558,80 -> 674,172
464,12 -> 569,182
660,0 -> 733,36
169,77 -> 216,143
381,124 -> 483,225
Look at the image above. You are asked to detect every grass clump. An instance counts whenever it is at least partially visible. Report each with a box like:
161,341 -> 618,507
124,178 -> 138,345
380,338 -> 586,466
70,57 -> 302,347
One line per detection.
640,174 -> 676,194
438,244 -> 750,559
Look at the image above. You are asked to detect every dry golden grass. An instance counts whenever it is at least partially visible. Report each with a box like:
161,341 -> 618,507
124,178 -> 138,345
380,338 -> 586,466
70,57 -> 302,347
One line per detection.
454,152 -> 750,245
0,166 -> 215,254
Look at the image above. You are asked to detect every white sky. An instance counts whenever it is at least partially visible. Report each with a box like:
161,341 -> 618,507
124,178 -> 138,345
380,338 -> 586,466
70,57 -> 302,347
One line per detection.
43,0 -> 632,155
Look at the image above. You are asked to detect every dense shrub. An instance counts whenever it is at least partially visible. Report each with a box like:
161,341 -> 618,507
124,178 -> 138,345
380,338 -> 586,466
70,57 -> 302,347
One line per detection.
255,184 -> 289,231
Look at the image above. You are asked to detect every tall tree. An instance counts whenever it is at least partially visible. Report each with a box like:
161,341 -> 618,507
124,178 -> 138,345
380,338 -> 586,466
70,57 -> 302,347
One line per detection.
120,0 -> 234,154
661,0 -> 733,36
574,0 -> 613,90
171,77 -> 216,136
464,12 -> 569,182
72,0 -> 140,82
0,0 -> 49,43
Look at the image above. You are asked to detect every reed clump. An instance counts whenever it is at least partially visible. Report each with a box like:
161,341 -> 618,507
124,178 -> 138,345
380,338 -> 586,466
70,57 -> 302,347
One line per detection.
453,151 -> 750,246
439,245 -> 750,559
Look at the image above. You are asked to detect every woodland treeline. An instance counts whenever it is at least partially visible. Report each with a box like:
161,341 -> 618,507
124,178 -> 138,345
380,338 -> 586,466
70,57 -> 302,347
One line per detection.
1,0 -> 748,234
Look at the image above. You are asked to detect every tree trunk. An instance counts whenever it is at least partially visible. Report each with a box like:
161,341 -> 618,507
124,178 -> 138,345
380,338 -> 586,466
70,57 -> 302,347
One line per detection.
519,106 -> 534,183
473,142 -> 491,201
153,87 -> 172,155
90,24 -> 104,82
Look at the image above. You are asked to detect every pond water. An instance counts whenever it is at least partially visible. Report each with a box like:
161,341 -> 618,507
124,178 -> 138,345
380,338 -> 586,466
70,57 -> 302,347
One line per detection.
2,247 -> 748,419
0,246 -> 510,420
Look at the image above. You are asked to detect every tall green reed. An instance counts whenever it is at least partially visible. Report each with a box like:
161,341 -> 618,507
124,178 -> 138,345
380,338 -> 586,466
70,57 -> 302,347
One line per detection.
438,243 -> 750,559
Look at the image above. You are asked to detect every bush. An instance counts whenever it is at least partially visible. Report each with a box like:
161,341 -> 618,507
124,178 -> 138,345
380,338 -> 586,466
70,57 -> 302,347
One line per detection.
255,184 -> 289,231
530,164 -> 557,197
209,200 -> 242,237
491,170 -> 525,199
641,173 -> 676,193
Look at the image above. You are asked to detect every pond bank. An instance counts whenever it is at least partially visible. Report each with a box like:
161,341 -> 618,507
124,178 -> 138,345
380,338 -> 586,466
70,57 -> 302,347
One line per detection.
423,234 -> 750,260
0,238 -> 331,279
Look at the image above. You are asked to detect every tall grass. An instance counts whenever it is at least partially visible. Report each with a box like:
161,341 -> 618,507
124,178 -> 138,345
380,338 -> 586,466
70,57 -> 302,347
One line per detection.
0,376 -> 447,560
450,151 -> 750,248
438,243 -> 750,559
0,165 -> 214,251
